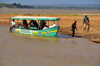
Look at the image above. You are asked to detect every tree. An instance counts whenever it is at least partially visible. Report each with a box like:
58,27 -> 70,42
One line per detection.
12,3 -> 17,6
17,3 -> 22,8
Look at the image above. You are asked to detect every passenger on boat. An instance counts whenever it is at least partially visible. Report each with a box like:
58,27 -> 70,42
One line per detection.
9,19 -> 16,32
17,23 -> 21,28
23,20 -> 28,29
17,23 -> 24,29
39,21 -> 48,30
29,20 -> 39,28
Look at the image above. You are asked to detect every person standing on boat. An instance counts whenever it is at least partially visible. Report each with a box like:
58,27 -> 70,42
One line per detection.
72,20 -> 77,37
9,19 -> 16,32
83,14 -> 87,32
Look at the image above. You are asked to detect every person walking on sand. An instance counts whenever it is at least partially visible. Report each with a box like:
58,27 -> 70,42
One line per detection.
86,16 -> 90,33
72,20 -> 77,37
9,19 -> 16,32
83,14 -> 87,32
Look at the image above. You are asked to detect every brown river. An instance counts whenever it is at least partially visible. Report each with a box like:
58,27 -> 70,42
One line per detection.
0,26 -> 100,66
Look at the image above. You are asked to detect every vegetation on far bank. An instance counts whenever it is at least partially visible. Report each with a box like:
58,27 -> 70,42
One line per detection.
4,13 -> 79,16
4,13 -> 100,16
0,3 -> 33,8
0,3 -> 100,10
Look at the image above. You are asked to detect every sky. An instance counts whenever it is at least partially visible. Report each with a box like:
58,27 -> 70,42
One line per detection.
0,0 -> 100,5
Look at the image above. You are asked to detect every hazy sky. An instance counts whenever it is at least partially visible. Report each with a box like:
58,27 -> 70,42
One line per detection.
0,0 -> 100,5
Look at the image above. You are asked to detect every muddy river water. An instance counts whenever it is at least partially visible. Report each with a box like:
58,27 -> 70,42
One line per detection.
0,26 -> 100,66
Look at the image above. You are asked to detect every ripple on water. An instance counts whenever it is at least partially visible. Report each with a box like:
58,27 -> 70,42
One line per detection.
0,26 -> 100,66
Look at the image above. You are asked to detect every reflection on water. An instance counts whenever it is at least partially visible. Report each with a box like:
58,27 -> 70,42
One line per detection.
0,26 -> 100,66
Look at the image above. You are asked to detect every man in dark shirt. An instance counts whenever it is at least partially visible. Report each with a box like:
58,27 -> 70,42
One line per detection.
72,20 -> 77,37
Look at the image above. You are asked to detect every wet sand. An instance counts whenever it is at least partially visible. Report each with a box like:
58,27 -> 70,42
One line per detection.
0,14 -> 100,39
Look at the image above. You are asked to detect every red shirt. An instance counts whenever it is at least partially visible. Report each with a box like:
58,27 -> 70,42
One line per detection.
24,24 -> 28,28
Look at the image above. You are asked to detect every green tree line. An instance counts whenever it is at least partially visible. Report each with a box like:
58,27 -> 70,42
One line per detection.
0,3 -> 100,10
0,3 -> 34,8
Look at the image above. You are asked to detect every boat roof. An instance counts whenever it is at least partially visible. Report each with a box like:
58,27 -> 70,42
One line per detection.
10,16 -> 60,21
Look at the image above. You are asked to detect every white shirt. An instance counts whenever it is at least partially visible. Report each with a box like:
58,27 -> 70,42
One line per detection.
10,21 -> 16,26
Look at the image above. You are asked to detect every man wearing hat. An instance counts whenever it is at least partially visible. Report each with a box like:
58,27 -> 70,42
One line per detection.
83,14 -> 87,32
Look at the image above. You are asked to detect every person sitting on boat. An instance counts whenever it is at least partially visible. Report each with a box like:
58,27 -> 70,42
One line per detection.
17,23 -> 21,28
40,21 -> 48,30
39,21 -> 44,30
43,21 -> 48,30
9,19 -> 16,32
17,23 -> 24,29
29,20 -> 39,29
23,20 -> 28,29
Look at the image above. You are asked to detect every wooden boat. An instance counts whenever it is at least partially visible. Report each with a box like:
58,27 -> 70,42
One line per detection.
10,16 -> 60,37
89,38 -> 100,43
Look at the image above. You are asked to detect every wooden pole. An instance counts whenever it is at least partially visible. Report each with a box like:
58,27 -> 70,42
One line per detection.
57,20 -> 59,26
38,20 -> 39,30
48,21 -> 49,27
54,21 -> 55,24
17,20 -> 18,27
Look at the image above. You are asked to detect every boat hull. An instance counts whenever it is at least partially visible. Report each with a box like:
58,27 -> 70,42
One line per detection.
14,26 -> 59,37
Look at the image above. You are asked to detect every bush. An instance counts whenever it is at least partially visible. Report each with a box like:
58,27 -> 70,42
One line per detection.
69,13 -> 78,16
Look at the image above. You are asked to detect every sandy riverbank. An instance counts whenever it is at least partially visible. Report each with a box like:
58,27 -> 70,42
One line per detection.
0,14 -> 100,39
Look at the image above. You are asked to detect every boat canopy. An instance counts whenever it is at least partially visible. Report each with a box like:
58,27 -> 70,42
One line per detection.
10,16 -> 60,21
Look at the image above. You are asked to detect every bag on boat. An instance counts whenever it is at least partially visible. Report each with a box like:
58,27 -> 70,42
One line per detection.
49,24 -> 58,28
43,27 -> 48,30
53,24 -> 57,27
